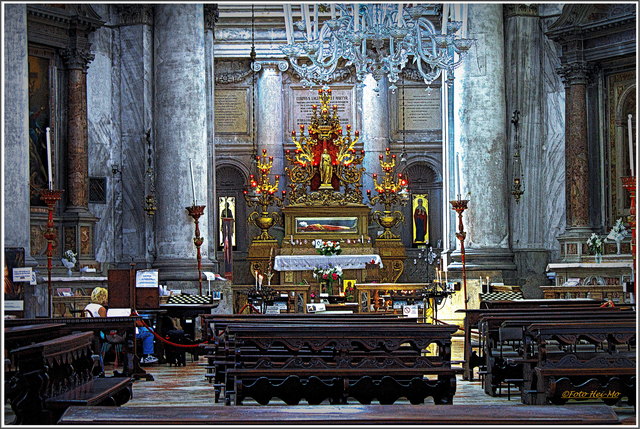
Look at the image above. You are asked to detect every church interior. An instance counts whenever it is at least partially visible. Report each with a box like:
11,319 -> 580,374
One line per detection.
2,2 -> 638,426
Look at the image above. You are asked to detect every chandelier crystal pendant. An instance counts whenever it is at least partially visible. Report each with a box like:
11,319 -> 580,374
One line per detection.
280,4 -> 474,91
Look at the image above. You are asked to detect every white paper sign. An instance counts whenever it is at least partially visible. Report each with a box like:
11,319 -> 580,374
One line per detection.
12,267 -> 32,282
403,305 -> 419,318
5,300 -> 24,311
265,306 -> 281,314
136,269 -> 159,288
204,272 -> 216,281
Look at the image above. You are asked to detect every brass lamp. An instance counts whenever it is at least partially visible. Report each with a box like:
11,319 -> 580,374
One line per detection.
368,147 -> 410,239
244,149 -> 283,241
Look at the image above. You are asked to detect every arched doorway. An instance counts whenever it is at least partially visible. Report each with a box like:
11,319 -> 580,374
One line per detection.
216,164 -> 249,283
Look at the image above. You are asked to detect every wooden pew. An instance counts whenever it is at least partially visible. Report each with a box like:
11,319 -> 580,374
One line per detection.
200,314 -> 417,401
456,303 -> 621,381
6,331 -> 133,425
478,310 -> 635,397
223,321 -> 460,406
520,320 -> 636,406
4,316 -> 153,381
58,404 -> 621,425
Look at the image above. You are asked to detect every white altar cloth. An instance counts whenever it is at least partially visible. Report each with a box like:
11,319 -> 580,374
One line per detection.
274,254 -> 383,271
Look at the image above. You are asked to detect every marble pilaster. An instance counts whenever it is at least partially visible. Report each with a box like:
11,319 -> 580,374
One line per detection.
4,5 -> 35,264
255,61 -> 288,178
4,4 -> 42,316
452,4 -> 515,272
504,5 -> 551,291
153,4 -> 213,282
115,5 -> 154,264
205,4 -> 219,268
86,4 -> 117,267
361,74 -> 390,203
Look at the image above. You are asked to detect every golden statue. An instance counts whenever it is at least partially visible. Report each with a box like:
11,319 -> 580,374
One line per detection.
319,148 -> 333,188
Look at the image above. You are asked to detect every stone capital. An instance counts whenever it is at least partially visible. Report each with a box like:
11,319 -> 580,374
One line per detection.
60,47 -> 95,72
115,5 -> 154,26
504,4 -> 539,18
252,60 -> 289,73
557,61 -> 592,86
204,4 -> 219,31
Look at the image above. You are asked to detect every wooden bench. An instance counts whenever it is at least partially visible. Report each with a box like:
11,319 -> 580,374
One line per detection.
476,309 -> 633,396
6,331 -> 133,424
222,321 -> 460,406
201,314 -> 421,402
521,320 -> 636,406
4,316 -> 153,381
58,404 -> 621,425
456,303 -> 621,381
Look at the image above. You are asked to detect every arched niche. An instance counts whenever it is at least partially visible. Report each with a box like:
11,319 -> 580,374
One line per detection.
215,164 -> 249,255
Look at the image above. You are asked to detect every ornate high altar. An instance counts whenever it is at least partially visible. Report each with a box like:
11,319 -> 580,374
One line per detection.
246,89 -> 407,288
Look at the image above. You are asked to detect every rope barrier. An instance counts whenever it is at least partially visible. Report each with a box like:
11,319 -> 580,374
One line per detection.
133,313 -> 209,349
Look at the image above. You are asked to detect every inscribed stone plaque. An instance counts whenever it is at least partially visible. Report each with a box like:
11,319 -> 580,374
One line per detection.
214,88 -> 249,134
399,87 -> 442,131
291,87 -> 355,130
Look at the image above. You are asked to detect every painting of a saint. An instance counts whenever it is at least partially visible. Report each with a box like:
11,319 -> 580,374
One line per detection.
412,194 -> 429,245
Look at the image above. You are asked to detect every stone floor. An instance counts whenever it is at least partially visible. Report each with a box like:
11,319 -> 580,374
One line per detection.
4,337 -> 636,425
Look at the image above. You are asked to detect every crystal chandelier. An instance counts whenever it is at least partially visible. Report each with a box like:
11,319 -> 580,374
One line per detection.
280,4 -> 473,91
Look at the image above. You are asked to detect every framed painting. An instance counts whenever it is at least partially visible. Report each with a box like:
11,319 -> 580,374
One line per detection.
295,217 -> 358,234
412,194 -> 429,245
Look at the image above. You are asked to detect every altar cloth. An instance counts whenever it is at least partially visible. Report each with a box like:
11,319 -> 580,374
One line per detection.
274,254 -> 383,271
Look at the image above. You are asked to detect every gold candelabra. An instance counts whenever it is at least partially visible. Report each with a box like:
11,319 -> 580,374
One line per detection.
367,147 -> 410,239
244,149 -> 283,241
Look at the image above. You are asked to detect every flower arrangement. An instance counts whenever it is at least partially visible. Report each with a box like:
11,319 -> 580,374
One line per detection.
62,249 -> 77,265
61,249 -> 77,275
586,233 -> 604,255
606,218 -> 628,242
313,239 -> 342,256
313,265 -> 343,283
606,218 -> 628,254
313,265 -> 343,295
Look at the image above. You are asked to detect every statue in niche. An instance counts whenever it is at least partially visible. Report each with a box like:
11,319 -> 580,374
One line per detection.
319,148 -> 333,189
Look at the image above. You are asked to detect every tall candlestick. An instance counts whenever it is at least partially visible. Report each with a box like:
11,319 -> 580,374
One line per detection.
628,114 -> 635,177
189,158 -> 196,206
330,3 -> 336,19
397,3 -> 403,25
456,152 -> 461,200
46,127 -> 53,190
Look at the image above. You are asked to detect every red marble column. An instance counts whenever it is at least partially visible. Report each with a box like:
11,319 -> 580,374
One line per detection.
61,48 -> 94,209
559,62 -> 591,228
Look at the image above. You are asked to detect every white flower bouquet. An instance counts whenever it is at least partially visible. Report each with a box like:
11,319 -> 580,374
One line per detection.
313,239 -> 342,256
586,233 -> 604,255
606,218 -> 628,254
61,249 -> 77,275
606,218 -> 628,242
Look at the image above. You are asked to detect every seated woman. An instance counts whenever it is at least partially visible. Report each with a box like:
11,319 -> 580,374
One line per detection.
84,287 -> 125,370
